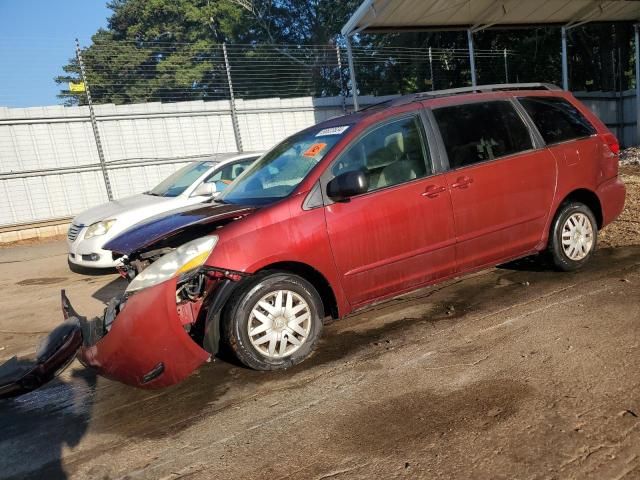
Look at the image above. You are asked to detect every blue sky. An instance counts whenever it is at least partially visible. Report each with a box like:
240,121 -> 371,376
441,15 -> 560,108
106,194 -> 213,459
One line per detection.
0,0 -> 111,108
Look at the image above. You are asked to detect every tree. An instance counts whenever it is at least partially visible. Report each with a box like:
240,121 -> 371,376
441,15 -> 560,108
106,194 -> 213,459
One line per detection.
56,1 -> 635,105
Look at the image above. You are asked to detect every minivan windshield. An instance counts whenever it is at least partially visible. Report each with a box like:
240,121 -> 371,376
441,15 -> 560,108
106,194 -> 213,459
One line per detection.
148,161 -> 215,197
218,125 -> 349,205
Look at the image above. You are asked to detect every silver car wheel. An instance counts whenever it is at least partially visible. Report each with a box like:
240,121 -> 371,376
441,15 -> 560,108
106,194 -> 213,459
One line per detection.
247,289 -> 311,359
561,212 -> 594,261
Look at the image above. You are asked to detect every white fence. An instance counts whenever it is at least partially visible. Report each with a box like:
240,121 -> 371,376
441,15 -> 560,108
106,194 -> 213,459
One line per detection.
0,91 -> 634,234
0,95 -> 391,231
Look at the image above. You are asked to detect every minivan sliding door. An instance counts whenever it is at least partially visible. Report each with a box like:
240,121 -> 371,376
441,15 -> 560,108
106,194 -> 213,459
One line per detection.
432,100 -> 556,271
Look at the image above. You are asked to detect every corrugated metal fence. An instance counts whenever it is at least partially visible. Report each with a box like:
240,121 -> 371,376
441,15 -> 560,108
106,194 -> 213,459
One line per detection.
0,95 -> 392,231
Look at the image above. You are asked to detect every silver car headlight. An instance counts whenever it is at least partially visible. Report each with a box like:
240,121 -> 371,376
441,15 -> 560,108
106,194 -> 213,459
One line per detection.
84,219 -> 116,239
125,236 -> 218,294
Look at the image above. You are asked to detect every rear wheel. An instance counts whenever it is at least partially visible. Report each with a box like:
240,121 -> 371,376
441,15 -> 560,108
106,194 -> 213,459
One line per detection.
548,202 -> 597,271
222,272 -> 323,370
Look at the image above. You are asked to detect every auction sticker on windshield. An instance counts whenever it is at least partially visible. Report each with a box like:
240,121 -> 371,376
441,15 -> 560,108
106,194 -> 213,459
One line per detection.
303,143 -> 327,157
315,126 -> 349,137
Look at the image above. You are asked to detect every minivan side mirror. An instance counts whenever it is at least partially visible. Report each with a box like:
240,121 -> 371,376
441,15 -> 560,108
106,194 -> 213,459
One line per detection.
326,170 -> 369,202
192,182 -> 217,197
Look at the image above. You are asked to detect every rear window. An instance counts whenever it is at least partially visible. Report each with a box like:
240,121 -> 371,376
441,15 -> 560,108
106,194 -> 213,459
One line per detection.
518,96 -> 596,145
433,101 -> 533,169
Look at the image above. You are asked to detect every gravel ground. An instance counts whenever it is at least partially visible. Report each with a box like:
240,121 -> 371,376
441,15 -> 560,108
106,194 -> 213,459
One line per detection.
599,164 -> 640,248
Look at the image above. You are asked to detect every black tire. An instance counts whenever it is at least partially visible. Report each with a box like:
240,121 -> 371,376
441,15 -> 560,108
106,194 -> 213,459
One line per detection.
547,201 -> 598,272
222,271 -> 324,370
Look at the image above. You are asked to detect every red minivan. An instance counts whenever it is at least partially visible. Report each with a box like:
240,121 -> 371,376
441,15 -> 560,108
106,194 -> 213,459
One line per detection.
0,84 -> 626,397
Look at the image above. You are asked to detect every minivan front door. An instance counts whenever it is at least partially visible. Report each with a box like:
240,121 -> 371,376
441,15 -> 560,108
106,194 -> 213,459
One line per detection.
432,100 -> 556,271
323,114 -> 456,307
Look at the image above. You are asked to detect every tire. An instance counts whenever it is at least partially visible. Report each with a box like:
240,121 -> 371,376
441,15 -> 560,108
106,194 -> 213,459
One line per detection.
222,271 -> 324,370
547,202 -> 598,272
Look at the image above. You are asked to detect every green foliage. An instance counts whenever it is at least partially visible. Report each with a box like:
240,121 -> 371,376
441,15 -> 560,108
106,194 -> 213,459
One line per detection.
56,1 -> 635,105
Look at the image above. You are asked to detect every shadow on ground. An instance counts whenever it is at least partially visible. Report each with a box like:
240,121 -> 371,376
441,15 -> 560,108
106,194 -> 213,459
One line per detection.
0,368 -> 97,480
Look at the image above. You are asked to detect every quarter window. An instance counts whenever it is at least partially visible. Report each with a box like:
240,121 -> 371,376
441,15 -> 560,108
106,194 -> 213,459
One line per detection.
518,96 -> 596,145
433,101 -> 533,169
332,115 -> 431,192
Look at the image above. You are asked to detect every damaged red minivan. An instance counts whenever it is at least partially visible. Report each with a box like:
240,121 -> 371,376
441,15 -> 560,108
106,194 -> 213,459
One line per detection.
0,84 -> 626,398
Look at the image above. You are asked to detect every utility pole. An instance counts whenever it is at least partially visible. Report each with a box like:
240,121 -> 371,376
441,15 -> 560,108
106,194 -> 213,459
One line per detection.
75,38 -> 113,201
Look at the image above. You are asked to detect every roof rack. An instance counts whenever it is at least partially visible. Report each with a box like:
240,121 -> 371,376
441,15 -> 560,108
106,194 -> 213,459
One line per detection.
383,83 -> 562,108
416,83 -> 561,99
358,83 -> 562,112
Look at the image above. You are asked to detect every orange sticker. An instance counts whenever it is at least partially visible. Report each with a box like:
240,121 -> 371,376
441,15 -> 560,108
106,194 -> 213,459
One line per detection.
303,142 -> 327,157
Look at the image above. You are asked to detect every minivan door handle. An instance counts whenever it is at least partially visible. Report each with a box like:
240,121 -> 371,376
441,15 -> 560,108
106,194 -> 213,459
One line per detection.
450,176 -> 474,189
422,185 -> 447,198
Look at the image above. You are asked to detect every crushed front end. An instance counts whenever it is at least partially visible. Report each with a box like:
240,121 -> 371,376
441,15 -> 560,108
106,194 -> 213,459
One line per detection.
0,239 -> 247,399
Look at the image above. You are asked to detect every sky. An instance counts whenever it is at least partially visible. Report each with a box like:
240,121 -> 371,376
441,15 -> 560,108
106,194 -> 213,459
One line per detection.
0,0 -> 111,108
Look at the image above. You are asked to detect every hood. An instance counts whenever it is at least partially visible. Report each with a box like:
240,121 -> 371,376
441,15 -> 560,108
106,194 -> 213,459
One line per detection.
104,202 -> 256,256
72,194 -> 172,226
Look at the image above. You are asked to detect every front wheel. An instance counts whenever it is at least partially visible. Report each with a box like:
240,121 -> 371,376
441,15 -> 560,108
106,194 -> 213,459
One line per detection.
222,272 -> 324,370
548,202 -> 598,271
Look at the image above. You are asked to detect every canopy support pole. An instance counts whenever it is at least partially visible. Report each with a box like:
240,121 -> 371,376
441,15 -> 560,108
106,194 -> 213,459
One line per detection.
345,35 -> 360,111
467,29 -> 477,87
623,23 -> 640,145
561,26 -> 569,90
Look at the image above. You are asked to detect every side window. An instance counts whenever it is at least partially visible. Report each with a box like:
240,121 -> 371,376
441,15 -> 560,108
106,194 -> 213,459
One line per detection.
518,96 -> 596,145
203,159 -> 255,191
332,115 -> 431,192
433,101 -> 533,169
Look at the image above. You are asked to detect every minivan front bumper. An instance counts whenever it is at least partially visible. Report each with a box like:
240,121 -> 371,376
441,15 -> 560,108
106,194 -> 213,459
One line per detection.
76,278 -> 211,388
0,279 -> 212,399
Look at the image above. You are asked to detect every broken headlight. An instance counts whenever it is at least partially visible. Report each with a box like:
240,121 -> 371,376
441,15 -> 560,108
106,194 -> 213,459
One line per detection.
125,236 -> 218,294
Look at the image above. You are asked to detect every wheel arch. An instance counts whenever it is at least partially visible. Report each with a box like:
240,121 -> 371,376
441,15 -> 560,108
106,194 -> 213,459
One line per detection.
255,261 -> 339,320
556,188 -> 603,229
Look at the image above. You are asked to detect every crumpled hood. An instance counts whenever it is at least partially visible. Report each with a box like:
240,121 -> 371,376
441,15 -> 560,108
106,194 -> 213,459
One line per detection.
104,202 -> 256,256
72,194 -> 172,226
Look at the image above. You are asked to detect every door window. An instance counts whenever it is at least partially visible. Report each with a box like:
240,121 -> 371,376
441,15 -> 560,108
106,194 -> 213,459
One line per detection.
518,96 -> 596,145
204,159 -> 255,191
433,101 -> 533,169
332,115 -> 431,192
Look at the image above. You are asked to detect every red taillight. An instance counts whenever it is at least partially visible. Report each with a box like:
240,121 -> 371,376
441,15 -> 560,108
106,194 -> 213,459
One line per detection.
602,132 -> 620,155
599,132 -> 620,180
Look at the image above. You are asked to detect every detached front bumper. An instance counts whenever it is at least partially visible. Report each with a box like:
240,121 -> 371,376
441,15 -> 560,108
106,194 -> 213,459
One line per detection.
77,278 -> 211,388
0,279 -> 213,399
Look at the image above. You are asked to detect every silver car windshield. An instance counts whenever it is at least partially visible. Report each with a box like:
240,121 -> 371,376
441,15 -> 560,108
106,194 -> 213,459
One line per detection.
218,126 -> 350,206
148,161 -> 215,197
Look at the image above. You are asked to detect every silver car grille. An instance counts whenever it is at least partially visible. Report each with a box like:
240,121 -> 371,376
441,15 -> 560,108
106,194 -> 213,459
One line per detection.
68,224 -> 82,242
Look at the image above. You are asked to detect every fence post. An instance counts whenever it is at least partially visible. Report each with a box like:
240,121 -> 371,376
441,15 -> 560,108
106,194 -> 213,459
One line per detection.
345,35 -> 360,111
336,45 -> 347,113
467,29 -> 477,87
428,47 -> 435,91
222,43 -> 244,152
561,26 -> 569,91
635,24 -> 640,146
503,48 -> 509,83
75,38 -> 113,201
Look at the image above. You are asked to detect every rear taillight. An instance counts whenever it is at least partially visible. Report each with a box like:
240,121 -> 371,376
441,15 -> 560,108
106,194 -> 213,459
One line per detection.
601,132 -> 620,155
599,132 -> 620,180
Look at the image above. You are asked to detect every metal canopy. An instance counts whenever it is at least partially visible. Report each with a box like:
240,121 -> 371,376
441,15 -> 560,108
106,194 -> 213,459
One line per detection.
342,0 -> 640,145
342,0 -> 640,35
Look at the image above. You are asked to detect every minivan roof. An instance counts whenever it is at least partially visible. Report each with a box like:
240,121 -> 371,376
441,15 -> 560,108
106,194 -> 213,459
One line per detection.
311,82 -> 564,132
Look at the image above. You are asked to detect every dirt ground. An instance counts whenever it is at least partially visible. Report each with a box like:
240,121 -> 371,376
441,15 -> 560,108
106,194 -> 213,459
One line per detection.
0,168 -> 639,480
